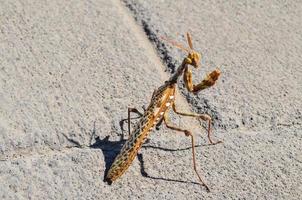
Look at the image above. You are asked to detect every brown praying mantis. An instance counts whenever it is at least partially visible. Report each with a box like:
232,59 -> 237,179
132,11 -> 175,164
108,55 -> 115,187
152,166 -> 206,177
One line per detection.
105,32 -> 222,191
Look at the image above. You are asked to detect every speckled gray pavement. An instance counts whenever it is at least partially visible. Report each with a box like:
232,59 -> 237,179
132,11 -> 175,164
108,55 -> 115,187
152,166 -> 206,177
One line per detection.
0,0 -> 301,199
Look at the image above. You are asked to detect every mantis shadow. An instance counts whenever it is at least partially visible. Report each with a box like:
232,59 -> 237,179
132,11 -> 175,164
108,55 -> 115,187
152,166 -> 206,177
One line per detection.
62,122 -> 127,183
142,143 -> 209,152
137,153 -> 200,185
89,135 -> 126,182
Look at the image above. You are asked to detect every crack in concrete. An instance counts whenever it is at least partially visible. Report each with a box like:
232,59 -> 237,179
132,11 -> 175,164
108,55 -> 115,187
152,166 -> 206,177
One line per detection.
122,0 -> 177,73
0,145 -> 91,162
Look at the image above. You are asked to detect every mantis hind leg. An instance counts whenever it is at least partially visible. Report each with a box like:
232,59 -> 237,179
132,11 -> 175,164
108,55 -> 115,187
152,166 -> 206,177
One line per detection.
126,89 -> 157,135
171,102 -> 222,145
127,107 -> 144,136
163,112 -> 210,192
119,107 -> 144,140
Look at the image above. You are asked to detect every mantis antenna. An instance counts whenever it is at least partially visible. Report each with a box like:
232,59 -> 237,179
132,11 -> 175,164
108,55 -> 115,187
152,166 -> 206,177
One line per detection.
160,35 -> 191,53
187,32 -> 194,50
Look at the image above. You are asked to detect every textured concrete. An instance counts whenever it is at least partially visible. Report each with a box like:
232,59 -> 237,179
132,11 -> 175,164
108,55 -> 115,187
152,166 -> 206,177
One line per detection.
124,0 -> 302,131
0,0 -> 301,199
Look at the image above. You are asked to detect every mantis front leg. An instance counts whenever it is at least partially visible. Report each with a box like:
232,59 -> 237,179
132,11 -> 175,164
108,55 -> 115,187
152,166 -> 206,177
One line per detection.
184,66 -> 221,94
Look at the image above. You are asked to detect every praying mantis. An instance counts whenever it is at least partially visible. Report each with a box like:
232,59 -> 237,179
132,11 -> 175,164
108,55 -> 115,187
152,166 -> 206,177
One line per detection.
105,32 -> 222,191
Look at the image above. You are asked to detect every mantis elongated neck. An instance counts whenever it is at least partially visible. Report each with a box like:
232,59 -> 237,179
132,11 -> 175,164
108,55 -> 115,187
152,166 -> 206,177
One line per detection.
168,59 -> 187,84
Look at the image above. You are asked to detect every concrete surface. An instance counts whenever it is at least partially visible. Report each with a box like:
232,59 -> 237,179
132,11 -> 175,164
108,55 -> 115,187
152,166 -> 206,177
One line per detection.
0,0 -> 301,199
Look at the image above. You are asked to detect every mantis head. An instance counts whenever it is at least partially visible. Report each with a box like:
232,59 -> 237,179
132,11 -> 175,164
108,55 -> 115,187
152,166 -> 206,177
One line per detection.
187,51 -> 201,68
161,32 -> 201,68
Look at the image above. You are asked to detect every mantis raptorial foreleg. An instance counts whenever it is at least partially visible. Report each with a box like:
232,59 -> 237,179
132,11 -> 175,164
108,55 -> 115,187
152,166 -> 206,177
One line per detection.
163,112 -> 210,192
171,102 -> 222,145
184,66 -> 221,94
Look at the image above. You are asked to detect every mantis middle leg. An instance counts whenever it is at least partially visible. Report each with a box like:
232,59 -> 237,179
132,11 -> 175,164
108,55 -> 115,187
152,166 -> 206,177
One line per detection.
172,102 -> 222,145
